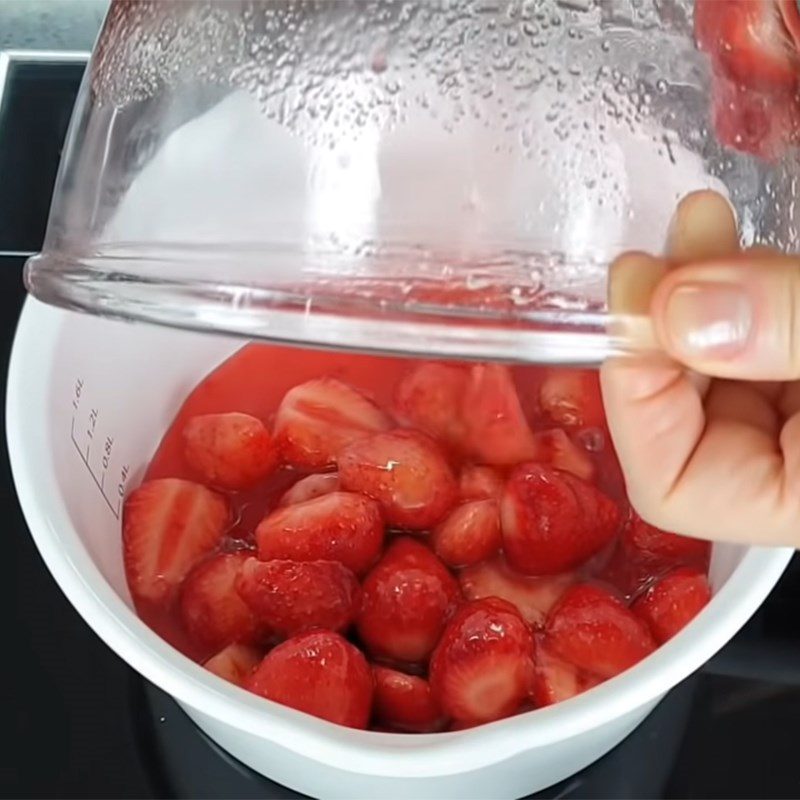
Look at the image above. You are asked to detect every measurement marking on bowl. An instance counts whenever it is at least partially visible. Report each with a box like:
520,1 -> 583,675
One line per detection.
70,377 -> 130,519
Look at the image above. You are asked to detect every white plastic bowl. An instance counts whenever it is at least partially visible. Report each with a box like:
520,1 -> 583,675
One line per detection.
7,298 -> 794,799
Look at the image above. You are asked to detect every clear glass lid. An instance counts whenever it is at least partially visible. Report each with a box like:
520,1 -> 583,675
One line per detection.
25,0 -> 800,364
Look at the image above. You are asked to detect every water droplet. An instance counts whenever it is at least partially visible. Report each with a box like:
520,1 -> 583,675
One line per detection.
579,427 -> 605,452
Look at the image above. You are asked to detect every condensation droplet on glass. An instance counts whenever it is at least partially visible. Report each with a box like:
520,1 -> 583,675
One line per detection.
578,428 -> 605,453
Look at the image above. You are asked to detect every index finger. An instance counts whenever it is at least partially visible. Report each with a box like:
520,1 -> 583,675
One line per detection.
599,191 -> 740,518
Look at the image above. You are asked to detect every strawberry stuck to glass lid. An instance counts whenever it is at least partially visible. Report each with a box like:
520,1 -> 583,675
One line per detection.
695,0 -> 800,160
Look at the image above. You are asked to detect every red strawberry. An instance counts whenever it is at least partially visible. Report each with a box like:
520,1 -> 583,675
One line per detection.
458,464 -> 504,502
546,584 -> 656,679
338,429 -> 458,530
781,0 -> 800,48
695,0 -> 800,159
539,369 -> 605,429
278,472 -> 340,507
531,638 -> 599,707
706,70 -> 799,160
123,478 -> 229,604
429,598 -> 535,725
357,537 -> 461,664
601,514 -> 710,599
531,429 -> 595,482
461,364 -> 538,465
182,412 -> 278,490
246,630 -> 373,728
632,567 -> 712,644
236,558 -> 361,637
255,491 -> 383,575
459,556 -> 574,628
204,643 -> 263,687
394,362 -> 469,451
624,512 -> 711,566
695,0 -> 800,93
431,500 -> 502,568
500,464 -> 621,575
179,551 -> 260,651
372,666 -> 446,732
274,378 -> 391,470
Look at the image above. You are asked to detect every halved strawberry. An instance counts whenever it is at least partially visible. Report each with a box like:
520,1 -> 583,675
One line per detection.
255,491 -> 383,575
539,369 -> 605,430
246,630 -> 373,729
632,567 -> 712,644
182,412 -> 278,491
236,557 -> 361,637
431,500 -> 502,568
501,464 -> 621,575
123,478 -> 230,604
458,464 -> 505,502
274,378 -> 391,470
531,637 -> 600,707
372,666 -> 446,732
429,597 -> 535,725
394,362 -> 469,451
695,0 -> 800,93
546,584 -> 656,680
357,537 -> 461,664
461,364 -> 538,465
459,556 -> 574,628
204,643 -> 263,687
179,551 -> 260,651
338,429 -> 458,530
531,429 -> 595,482
278,472 -> 340,507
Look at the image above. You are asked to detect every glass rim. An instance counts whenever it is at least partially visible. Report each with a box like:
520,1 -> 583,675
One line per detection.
23,252 -> 643,366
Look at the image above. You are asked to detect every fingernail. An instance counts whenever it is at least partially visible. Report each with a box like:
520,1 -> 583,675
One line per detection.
664,282 -> 753,358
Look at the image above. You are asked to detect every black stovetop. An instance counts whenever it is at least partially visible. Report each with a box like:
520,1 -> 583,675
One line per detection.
4,53 -> 800,800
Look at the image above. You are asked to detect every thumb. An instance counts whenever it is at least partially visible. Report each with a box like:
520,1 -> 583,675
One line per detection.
651,254 -> 800,381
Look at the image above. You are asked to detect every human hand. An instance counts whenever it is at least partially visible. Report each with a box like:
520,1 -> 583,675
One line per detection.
601,190 -> 800,547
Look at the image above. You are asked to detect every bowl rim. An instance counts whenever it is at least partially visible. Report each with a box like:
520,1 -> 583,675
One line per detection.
6,297 -> 794,778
